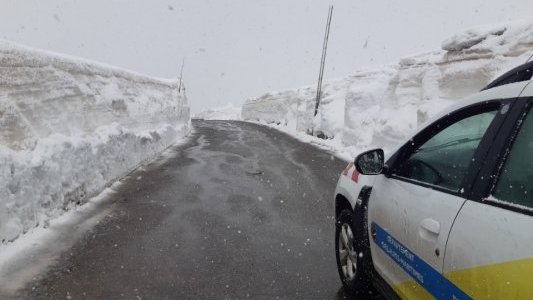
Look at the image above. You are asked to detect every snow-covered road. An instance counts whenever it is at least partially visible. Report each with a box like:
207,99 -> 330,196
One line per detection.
12,120 -> 379,300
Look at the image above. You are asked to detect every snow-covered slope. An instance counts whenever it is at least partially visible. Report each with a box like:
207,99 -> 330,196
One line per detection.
194,103 -> 241,120
242,20 -> 533,157
0,40 -> 190,244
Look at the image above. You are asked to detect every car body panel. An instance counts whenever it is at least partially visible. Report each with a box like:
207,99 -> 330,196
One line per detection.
333,79 -> 533,299
368,176 -> 467,300
443,200 -> 533,299
335,163 -> 376,210
442,93 -> 533,300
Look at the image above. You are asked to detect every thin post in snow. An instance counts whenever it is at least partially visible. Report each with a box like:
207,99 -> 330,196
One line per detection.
314,5 -> 333,117
178,57 -> 185,93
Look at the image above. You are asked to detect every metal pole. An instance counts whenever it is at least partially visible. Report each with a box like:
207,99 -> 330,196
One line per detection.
314,5 -> 333,117
178,58 -> 185,93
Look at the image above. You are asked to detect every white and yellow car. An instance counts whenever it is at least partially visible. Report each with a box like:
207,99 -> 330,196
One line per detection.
334,61 -> 533,300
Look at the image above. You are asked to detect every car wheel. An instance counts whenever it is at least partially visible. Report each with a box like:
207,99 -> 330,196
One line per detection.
335,208 -> 372,294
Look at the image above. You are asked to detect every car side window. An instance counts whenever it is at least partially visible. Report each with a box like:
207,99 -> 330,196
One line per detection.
396,110 -> 497,191
492,108 -> 533,209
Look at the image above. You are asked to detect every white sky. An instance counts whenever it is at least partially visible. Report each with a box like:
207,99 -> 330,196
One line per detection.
1,0 -> 532,113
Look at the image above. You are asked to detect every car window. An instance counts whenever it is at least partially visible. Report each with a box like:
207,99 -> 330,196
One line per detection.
396,110 -> 497,191
492,108 -> 533,209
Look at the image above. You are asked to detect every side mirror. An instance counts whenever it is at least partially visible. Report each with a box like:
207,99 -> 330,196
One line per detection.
355,149 -> 384,175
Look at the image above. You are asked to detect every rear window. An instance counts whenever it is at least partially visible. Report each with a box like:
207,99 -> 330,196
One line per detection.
492,108 -> 533,209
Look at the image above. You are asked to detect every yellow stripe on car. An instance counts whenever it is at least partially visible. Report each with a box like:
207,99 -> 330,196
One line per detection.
391,258 -> 533,299
446,257 -> 533,299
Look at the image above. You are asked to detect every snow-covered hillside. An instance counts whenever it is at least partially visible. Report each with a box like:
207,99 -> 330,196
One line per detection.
0,40 -> 190,244
242,20 -> 533,157
194,103 -> 241,120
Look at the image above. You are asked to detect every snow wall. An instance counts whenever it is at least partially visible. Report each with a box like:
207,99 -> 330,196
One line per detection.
0,41 -> 190,244
242,20 -> 533,155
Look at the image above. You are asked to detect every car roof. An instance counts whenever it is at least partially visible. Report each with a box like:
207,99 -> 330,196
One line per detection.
434,80 -> 531,122
519,79 -> 533,97
481,60 -> 533,91
386,80 -> 532,157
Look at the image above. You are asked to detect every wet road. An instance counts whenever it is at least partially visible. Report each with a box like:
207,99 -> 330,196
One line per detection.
19,120 -> 373,300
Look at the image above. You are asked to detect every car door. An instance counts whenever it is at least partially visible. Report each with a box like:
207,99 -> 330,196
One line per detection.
443,97 -> 533,299
368,100 -> 510,300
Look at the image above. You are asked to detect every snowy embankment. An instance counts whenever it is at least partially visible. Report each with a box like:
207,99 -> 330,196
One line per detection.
194,103 -> 241,120
0,41 -> 190,245
242,20 -> 533,159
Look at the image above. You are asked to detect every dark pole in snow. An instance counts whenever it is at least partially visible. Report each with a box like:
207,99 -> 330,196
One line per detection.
314,5 -> 333,117
178,58 -> 185,93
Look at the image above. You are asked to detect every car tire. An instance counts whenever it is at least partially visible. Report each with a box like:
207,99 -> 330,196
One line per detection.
335,208 -> 372,294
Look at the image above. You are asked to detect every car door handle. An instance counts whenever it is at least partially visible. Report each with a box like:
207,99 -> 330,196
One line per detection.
420,218 -> 440,235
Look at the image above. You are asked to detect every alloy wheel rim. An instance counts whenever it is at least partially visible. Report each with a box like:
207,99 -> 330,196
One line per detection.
338,223 -> 357,280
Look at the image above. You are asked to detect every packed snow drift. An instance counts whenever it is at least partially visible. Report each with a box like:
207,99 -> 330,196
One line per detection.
242,20 -> 533,158
0,40 -> 190,245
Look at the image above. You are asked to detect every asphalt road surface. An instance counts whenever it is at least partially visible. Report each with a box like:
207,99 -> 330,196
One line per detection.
18,120 -> 378,300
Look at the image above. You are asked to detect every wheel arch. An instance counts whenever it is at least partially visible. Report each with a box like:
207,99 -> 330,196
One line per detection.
335,194 -> 353,218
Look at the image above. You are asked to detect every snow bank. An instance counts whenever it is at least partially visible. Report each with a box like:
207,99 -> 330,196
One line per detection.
194,103 -> 241,120
0,40 -> 190,244
242,20 -> 533,157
